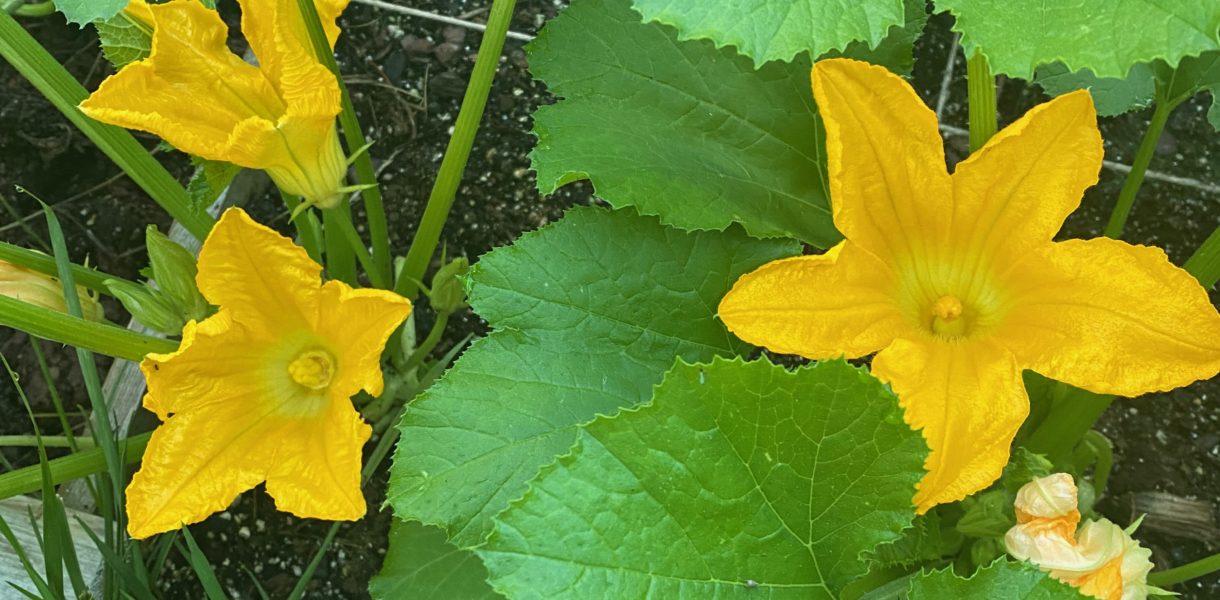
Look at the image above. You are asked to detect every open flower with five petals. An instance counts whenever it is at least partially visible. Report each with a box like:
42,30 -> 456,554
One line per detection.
719,58 -> 1220,513
81,0 -> 351,208
127,208 -> 411,539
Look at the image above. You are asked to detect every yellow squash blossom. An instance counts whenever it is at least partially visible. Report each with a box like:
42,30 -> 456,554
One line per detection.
127,208 -> 411,539
0,259 -> 104,321
719,58 -> 1220,512
81,0 -> 351,208
1006,474 -> 1159,600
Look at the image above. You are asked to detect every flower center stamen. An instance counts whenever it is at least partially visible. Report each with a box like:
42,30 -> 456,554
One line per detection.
930,295 -> 968,337
287,350 -> 335,390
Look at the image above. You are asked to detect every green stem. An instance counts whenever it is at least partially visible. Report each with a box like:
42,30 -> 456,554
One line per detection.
1022,384 -> 1113,463
0,433 -> 149,499
1184,224 -> 1220,289
13,1 -> 54,17
0,239 -> 132,294
0,296 -> 177,361
0,435 -> 93,448
281,192 -> 324,264
966,51 -> 997,152
29,337 -> 81,454
395,0 -> 517,298
322,205 -> 357,284
1104,97 -> 1176,239
330,204 -> 389,288
0,11 -> 213,240
400,311 -> 449,375
295,0 -> 391,287
1148,551 -> 1220,587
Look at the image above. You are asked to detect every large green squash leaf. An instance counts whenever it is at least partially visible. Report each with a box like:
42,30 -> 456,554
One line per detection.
937,0 -> 1220,80
56,0 -> 126,26
369,520 -> 502,600
479,357 -> 927,598
630,0 -> 905,67
386,207 -> 799,546
908,560 -> 1087,599
529,0 -> 840,248
1033,63 -> 1155,117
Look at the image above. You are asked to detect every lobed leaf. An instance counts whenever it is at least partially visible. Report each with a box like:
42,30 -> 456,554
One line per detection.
370,520 -> 502,600
908,559 -> 1088,599
631,0 -> 905,67
479,357 -> 928,598
529,0 -> 840,247
55,0 -> 126,26
937,0 -> 1220,80
386,207 -> 798,546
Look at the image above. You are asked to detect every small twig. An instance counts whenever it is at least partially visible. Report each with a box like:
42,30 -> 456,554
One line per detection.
935,33 -> 961,120
350,0 -> 534,41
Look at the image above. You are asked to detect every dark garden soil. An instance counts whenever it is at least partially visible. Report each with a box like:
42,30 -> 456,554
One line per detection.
0,2 -> 1217,599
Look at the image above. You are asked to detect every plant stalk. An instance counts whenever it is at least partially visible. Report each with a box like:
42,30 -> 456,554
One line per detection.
0,239 -> 132,294
296,0 -> 392,287
0,435 -> 94,448
1149,551 -> 1220,587
0,296 -> 177,361
966,51 -> 997,152
1184,224 -> 1220,289
0,433 -> 150,499
1104,97 -> 1175,239
395,0 -> 518,298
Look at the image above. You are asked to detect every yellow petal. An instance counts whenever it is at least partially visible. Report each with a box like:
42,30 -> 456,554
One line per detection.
79,0 -> 285,161
719,241 -> 908,358
264,393 -> 370,521
1015,473 -> 1079,519
238,0 -> 343,121
1001,238 -> 1220,396
314,281 -> 413,398
139,310 -> 270,420
810,58 -> 953,264
872,337 -> 1028,512
196,208 -> 321,332
950,90 -> 1102,265
126,398 -> 284,539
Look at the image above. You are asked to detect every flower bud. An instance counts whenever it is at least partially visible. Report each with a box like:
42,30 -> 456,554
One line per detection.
1006,473 -> 1160,600
0,259 -> 104,321
104,279 -> 185,335
146,226 -> 209,321
430,256 -> 470,314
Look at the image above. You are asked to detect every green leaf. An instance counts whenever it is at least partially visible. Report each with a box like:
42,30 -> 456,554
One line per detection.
1156,50 -> 1220,108
631,0 -> 904,67
908,560 -> 1088,599
55,0 -> 126,26
868,512 -> 952,568
94,12 -> 152,69
937,0 -> 1220,80
832,0 -> 930,76
186,159 -> 241,209
386,207 -> 799,546
529,0 -> 840,248
479,357 -> 928,598
370,520 -> 502,600
1033,62 -> 1155,117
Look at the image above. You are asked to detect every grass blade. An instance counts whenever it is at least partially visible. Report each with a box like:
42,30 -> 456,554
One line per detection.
180,526 -> 228,600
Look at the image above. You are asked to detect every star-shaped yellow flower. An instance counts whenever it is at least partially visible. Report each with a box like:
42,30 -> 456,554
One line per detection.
719,58 -> 1220,513
127,208 -> 411,539
81,0 -> 351,208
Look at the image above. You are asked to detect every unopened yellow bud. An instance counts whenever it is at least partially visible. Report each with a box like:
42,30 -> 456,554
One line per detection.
0,259 -> 104,321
